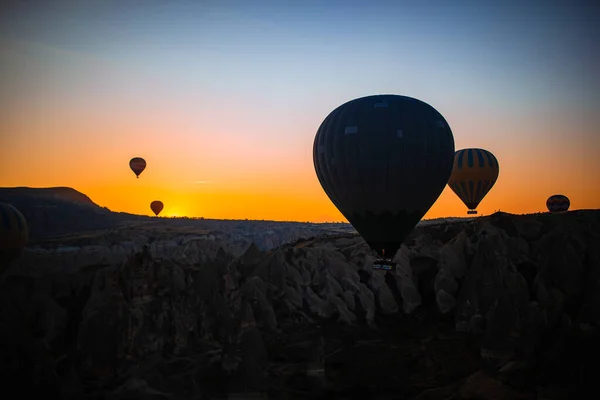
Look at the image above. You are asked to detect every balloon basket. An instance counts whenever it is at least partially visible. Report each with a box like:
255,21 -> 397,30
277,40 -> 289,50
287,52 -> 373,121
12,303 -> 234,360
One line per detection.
373,259 -> 395,271
467,210 -> 477,215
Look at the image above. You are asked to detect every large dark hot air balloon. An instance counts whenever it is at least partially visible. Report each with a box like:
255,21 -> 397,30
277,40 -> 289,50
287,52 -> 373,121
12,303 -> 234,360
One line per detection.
0,202 -> 29,275
313,94 -> 455,269
150,200 -> 164,216
448,148 -> 499,215
130,157 -> 147,178
547,194 -> 570,213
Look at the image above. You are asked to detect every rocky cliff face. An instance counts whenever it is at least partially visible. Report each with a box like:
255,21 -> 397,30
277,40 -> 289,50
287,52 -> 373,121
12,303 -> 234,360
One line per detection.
0,210 -> 598,399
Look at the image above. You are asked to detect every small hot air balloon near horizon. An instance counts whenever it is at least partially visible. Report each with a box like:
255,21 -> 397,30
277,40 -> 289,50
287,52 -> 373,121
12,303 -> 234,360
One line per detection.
313,94 -> 455,270
129,157 -> 147,178
0,202 -> 29,275
546,194 -> 570,213
150,200 -> 164,216
447,148 -> 499,215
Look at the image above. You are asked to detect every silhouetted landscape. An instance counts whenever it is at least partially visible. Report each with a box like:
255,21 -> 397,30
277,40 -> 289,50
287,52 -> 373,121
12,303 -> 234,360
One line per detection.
2,1 -> 598,399
0,187 -> 358,248
1,187 -> 598,399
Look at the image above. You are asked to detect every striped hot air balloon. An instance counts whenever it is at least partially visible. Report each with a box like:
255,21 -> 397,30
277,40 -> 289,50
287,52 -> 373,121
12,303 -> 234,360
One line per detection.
546,194 -> 570,213
0,202 -> 29,274
448,148 -> 499,215
129,157 -> 147,178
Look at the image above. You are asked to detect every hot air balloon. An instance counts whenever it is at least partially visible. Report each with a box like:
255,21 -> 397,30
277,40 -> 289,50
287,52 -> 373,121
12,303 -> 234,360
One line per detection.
447,148 -> 499,215
0,202 -> 29,275
150,200 -> 164,216
546,194 -> 570,213
313,94 -> 455,270
129,157 -> 147,178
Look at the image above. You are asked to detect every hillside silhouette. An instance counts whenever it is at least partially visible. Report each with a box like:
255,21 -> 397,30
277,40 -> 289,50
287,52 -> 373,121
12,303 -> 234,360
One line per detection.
0,187 -> 144,241
1,197 -> 598,398
0,187 -> 359,255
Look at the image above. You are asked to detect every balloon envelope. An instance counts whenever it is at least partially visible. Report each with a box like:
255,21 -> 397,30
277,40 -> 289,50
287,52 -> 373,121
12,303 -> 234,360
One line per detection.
313,94 -> 455,259
447,148 -> 499,213
129,157 -> 147,178
150,200 -> 164,216
0,202 -> 29,273
546,194 -> 570,213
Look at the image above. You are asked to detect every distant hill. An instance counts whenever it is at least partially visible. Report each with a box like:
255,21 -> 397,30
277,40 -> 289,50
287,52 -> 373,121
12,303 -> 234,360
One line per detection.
0,186 -> 145,241
0,186 -> 98,207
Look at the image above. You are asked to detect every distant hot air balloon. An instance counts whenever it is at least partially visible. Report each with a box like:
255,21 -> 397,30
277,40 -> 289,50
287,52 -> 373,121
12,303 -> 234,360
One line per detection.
546,194 -> 570,213
447,148 -> 499,215
150,200 -> 164,216
0,202 -> 29,275
129,157 -> 147,178
313,94 -> 455,270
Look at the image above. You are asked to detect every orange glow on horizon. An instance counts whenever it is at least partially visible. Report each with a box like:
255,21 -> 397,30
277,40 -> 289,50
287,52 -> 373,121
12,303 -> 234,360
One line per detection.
1,39 -> 598,223
1,102 -> 598,222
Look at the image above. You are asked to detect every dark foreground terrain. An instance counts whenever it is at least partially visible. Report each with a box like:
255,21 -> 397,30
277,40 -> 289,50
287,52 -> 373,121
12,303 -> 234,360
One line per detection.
1,209 -> 599,399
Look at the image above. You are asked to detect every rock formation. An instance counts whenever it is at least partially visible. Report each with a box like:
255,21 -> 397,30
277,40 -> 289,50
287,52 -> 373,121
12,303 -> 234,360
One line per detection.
0,210 -> 597,399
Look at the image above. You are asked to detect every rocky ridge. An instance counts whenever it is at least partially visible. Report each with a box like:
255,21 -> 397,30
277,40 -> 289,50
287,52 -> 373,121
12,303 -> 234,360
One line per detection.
1,210 -> 598,399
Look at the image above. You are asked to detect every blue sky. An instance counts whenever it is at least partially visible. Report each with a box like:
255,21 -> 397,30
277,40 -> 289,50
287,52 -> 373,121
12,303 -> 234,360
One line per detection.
3,1 -> 597,117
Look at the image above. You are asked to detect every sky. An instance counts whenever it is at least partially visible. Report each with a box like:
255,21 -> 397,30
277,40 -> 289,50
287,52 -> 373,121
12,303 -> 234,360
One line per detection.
1,0 -> 598,221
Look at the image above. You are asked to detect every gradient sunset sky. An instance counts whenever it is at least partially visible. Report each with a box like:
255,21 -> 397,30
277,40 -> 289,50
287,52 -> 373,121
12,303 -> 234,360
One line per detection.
1,0 -> 598,221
